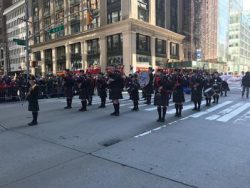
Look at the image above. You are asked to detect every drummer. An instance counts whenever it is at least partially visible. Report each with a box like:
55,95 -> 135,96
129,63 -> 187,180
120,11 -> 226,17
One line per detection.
212,72 -> 222,104
203,74 -> 213,106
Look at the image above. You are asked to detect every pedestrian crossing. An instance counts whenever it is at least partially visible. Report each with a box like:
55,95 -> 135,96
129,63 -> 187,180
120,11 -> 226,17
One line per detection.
2,93 -> 250,125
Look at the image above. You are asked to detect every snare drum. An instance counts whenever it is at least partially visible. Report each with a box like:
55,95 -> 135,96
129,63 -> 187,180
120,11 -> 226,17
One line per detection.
204,88 -> 215,98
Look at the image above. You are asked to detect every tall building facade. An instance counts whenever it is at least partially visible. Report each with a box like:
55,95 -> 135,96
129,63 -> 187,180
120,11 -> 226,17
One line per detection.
3,0 -> 27,73
0,0 -> 12,75
228,0 -> 250,72
29,0 -> 186,76
190,0 -> 229,72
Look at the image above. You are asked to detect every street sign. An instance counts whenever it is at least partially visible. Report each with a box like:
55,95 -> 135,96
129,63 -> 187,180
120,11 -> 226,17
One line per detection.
48,25 -> 64,34
13,38 -> 26,46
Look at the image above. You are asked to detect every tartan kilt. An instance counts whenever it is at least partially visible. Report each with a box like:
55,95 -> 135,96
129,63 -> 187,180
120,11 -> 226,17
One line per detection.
109,88 -> 123,100
155,93 -> 169,106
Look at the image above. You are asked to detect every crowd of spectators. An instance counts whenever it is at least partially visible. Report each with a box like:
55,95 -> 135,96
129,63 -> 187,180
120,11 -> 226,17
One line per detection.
0,74 -> 66,102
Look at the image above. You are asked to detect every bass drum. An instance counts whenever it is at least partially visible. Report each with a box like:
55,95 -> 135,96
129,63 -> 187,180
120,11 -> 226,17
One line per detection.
138,71 -> 149,88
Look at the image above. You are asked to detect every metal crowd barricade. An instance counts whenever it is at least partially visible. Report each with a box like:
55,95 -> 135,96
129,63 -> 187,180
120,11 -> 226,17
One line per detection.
0,86 -> 20,102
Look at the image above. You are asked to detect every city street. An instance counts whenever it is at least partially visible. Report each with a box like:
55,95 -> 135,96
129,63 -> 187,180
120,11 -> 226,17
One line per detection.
1,82 -> 250,188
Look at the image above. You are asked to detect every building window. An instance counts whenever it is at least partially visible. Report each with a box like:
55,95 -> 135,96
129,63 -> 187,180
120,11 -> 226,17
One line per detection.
87,39 -> 100,66
55,0 -> 64,11
155,39 -> 166,57
56,46 -> 66,71
107,34 -> 122,52
107,0 -> 121,24
43,0 -> 50,16
156,0 -> 165,28
107,10 -> 121,24
107,34 -> 123,66
138,0 -> 149,22
86,0 -> 100,30
87,39 -> 99,55
34,51 -> 41,61
45,49 -> 53,73
71,43 -> 82,70
70,5 -> 80,34
170,0 -> 178,32
136,33 -> 151,55
170,42 -> 179,59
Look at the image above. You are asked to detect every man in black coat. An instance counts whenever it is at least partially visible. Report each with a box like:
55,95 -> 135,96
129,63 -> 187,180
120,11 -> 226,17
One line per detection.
96,73 -> 108,108
190,72 -> 204,111
212,72 -> 222,104
128,74 -> 140,111
242,71 -> 250,98
63,69 -> 74,109
77,70 -> 89,111
172,71 -> 185,117
155,73 -> 173,122
144,67 -> 154,105
26,76 -> 39,126
108,70 -> 123,116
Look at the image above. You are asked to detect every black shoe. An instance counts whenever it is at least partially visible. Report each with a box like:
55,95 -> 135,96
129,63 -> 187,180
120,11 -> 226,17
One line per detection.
197,108 -> 201,111
110,112 -> 116,116
192,108 -> 197,111
160,118 -> 165,122
175,113 -> 179,117
64,106 -> 72,109
157,118 -> 161,122
78,108 -> 84,112
28,122 -> 37,126
99,105 -> 105,108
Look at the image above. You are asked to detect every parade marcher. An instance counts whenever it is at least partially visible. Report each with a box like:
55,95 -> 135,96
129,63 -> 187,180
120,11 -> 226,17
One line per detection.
190,71 -> 204,111
212,72 -> 222,104
144,67 -> 154,105
203,74 -> 213,106
172,70 -> 185,117
108,69 -> 123,116
221,80 -> 230,97
63,69 -> 74,109
96,73 -> 108,108
26,76 -> 39,126
86,74 -> 95,106
242,71 -> 250,98
128,74 -> 140,111
155,73 -> 173,122
77,70 -> 89,112
153,70 -> 162,105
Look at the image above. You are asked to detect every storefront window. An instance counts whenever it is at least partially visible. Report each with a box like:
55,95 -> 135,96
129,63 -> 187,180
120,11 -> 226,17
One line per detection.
136,34 -> 151,54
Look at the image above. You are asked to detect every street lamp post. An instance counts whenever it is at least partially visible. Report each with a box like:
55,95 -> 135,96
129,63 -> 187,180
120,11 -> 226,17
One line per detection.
25,0 -> 29,80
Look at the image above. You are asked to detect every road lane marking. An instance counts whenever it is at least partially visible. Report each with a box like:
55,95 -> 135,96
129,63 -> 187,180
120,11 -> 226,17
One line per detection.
217,103 -> 250,122
206,102 -> 243,120
190,101 -> 233,118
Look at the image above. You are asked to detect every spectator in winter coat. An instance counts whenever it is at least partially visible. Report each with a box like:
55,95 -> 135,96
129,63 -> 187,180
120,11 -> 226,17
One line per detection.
242,71 -> 250,98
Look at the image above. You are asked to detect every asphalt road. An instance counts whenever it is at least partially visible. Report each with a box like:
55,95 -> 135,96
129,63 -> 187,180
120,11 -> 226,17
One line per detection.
1,82 -> 250,188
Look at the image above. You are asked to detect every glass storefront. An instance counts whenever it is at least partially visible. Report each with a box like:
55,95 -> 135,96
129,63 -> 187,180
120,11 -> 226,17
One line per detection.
71,43 -> 82,70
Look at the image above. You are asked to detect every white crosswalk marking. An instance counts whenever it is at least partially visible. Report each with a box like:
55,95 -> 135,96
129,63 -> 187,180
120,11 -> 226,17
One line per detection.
190,101 -> 233,118
166,101 -> 206,114
144,99 -> 191,112
206,103 -> 244,120
217,103 -> 250,122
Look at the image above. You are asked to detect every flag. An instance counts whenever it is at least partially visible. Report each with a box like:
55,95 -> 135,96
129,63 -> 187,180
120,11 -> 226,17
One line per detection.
86,9 -> 94,25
